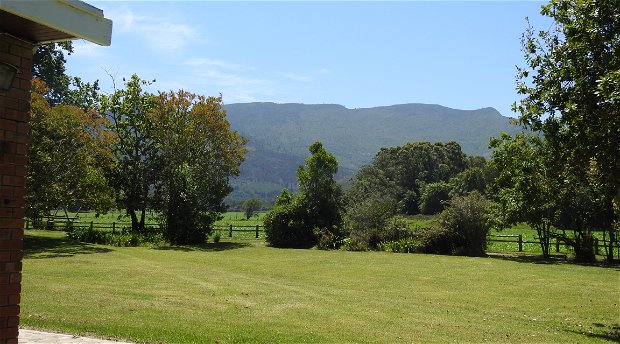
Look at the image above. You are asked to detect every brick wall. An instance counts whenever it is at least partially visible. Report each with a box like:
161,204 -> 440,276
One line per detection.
0,33 -> 33,344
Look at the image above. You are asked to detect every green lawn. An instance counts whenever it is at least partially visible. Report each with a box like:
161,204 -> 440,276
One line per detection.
22,230 -> 619,343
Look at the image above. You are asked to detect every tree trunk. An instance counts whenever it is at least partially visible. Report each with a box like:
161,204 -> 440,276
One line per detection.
535,224 -> 550,258
609,188 -> 620,262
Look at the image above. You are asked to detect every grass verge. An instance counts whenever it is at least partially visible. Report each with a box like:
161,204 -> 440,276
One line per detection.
22,230 -> 619,343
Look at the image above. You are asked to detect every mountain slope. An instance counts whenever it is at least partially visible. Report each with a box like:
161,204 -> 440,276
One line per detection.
223,102 -> 521,206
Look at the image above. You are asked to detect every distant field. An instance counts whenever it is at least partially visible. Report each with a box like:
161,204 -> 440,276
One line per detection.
21,230 -> 619,343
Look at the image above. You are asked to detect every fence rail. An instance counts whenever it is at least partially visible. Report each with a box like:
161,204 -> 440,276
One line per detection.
25,219 -> 265,239
487,233 -> 619,258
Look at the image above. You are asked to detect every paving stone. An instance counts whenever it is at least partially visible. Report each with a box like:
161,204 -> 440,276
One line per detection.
20,329 -> 133,344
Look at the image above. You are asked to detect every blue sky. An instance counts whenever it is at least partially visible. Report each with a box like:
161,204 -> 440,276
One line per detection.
67,1 -> 550,117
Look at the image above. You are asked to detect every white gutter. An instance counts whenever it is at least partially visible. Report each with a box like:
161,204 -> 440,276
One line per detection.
0,0 -> 112,46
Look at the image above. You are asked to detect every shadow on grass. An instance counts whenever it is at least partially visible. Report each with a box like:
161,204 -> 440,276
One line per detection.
568,323 -> 620,343
486,252 -> 620,269
153,241 -> 251,252
24,232 -> 114,259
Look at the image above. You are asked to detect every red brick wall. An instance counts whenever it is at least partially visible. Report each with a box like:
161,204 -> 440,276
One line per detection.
0,33 -> 33,344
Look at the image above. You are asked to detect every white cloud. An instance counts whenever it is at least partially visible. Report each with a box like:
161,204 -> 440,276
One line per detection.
71,40 -> 107,58
284,72 -> 312,82
105,6 -> 201,53
184,57 -> 246,72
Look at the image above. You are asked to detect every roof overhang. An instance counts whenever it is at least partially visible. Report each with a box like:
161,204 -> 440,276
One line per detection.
0,0 -> 112,45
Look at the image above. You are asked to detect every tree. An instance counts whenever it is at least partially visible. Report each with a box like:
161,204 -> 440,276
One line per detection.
27,79 -> 115,220
100,75 -> 158,233
419,182 -> 452,215
297,142 -> 343,232
264,142 -> 343,248
33,42 -> 100,109
514,0 -> 619,261
150,90 -> 247,244
346,141 -> 468,215
489,133 -> 557,257
242,198 -> 261,219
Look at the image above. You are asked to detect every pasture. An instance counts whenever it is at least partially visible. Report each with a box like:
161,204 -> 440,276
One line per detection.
22,230 -> 619,343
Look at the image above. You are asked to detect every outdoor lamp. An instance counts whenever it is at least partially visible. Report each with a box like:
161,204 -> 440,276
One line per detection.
0,61 -> 19,92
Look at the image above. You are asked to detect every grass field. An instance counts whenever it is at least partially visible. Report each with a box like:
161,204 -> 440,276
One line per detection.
22,230 -> 619,343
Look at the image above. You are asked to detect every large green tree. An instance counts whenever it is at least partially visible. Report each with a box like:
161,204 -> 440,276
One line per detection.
150,90 -> 246,244
264,142 -> 343,248
33,42 -> 100,109
27,79 -> 115,220
346,141 -> 469,214
489,133 -> 557,257
514,0 -> 619,261
100,75 -> 158,233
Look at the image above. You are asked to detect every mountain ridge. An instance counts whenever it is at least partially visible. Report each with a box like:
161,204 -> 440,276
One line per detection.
222,102 -> 521,206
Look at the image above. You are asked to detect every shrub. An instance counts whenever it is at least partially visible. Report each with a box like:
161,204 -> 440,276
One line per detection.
344,198 -> 396,250
410,226 -> 464,255
438,191 -> 491,256
264,197 -> 315,248
378,226 -> 466,255
66,226 -> 164,247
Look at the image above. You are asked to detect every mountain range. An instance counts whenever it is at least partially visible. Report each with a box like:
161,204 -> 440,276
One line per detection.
222,102 -> 522,207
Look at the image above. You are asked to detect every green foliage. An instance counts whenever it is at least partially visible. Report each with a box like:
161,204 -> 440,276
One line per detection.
297,142 -> 343,231
150,90 -> 247,245
489,133 -> 556,257
33,42 -> 100,109
242,198 -> 261,219
100,77 -> 247,243
438,192 -> 491,257
32,42 -> 72,105
100,75 -> 158,233
346,141 -> 469,215
344,198 -> 395,250
344,198 -> 410,251
448,156 -> 495,197
379,227 -> 462,255
514,0 -> 619,262
27,79 -> 115,218
65,226 -> 163,247
263,196 -> 314,248
264,142 -> 343,248
419,182 -> 452,214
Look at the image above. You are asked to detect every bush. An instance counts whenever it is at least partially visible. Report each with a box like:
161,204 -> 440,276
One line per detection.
344,198 -> 396,250
66,226 -> 164,247
438,191 -> 491,256
410,227 -> 464,255
264,197 -> 315,248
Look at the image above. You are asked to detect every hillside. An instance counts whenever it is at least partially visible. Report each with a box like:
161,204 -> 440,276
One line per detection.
223,102 -> 522,206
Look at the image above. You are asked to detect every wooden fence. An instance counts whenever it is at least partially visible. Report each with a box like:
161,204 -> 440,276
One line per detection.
24,218 -> 619,257
487,233 -> 619,257
25,218 -> 265,239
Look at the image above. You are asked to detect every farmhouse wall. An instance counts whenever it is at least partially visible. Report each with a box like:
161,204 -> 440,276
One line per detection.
0,33 -> 33,344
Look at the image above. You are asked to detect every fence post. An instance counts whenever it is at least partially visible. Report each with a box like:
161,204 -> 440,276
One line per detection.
89,221 -> 94,233
555,239 -> 560,253
255,225 -> 259,238
112,222 -> 116,234
594,238 -> 599,255
518,234 -> 523,252
229,224 -> 233,238
25,219 -> 29,230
